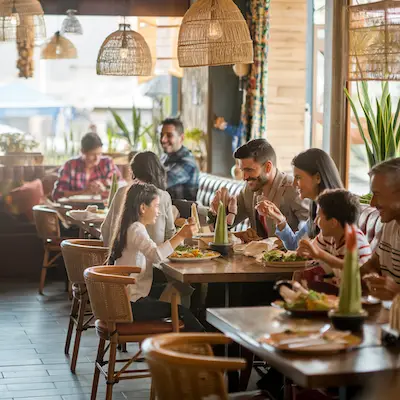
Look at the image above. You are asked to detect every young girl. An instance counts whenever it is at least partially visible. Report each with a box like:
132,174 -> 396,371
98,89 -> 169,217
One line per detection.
108,182 -> 204,332
256,148 -> 343,250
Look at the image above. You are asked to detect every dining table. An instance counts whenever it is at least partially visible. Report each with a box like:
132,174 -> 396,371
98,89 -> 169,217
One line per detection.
206,306 -> 400,400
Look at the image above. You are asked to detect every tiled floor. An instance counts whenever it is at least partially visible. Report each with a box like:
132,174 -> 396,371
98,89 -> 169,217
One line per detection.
0,280 -> 150,400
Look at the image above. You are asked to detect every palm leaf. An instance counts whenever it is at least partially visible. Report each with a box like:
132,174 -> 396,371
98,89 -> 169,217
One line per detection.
358,96 -> 380,162
132,107 -> 142,144
376,100 -> 385,162
393,97 -> 400,150
358,81 -> 377,132
109,108 -> 130,145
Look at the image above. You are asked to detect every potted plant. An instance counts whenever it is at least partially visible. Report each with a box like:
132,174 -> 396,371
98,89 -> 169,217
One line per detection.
345,82 -> 400,204
184,127 -> 208,172
0,133 -> 42,166
109,106 -> 153,160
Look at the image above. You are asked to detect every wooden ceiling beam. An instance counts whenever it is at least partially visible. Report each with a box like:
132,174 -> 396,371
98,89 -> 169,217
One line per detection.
40,0 -> 190,17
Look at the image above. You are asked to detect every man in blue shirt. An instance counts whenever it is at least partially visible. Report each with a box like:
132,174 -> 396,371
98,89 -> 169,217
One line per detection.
160,118 -> 199,201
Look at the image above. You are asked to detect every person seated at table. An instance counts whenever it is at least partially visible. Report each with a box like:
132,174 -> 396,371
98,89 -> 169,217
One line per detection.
210,138 -> 309,238
296,189 -> 372,283
108,182 -> 204,332
361,158 -> 400,300
52,132 -> 122,201
101,151 -> 175,247
256,148 -> 343,249
160,117 -> 199,201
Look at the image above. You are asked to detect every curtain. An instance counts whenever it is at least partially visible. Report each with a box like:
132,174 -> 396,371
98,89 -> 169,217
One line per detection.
241,0 -> 271,142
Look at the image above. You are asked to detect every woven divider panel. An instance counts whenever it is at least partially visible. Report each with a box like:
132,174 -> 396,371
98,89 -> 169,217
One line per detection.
348,0 -> 400,81
96,26 -> 152,76
85,278 -> 133,323
178,0 -> 253,67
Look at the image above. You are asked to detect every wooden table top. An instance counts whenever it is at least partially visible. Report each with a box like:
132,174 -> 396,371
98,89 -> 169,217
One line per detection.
160,254 -> 297,283
206,306 -> 400,389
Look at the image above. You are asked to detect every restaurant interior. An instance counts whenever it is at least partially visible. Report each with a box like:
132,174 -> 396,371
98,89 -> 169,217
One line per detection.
0,0 -> 400,399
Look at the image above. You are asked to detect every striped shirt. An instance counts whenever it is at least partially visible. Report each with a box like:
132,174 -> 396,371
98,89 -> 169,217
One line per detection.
376,220 -> 400,284
314,228 -> 372,279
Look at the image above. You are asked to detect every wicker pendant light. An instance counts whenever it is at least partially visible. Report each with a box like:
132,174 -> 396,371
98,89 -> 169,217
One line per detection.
177,0 -> 253,67
96,22 -> 152,76
348,0 -> 400,81
0,0 -> 46,42
61,9 -> 83,35
41,31 -> 77,59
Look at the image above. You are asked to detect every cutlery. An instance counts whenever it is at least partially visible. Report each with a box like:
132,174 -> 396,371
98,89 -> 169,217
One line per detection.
277,324 -> 331,345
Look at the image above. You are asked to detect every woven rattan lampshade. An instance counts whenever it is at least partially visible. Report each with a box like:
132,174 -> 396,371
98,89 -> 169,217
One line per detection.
41,31 -> 77,59
177,0 -> 253,67
96,23 -> 152,76
0,0 -> 46,42
348,0 -> 400,81
61,9 -> 83,35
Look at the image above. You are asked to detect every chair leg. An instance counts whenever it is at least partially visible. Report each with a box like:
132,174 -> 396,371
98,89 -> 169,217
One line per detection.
150,381 -> 156,400
39,248 -> 49,295
70,294 -> 87,373
64,296 -> 79,356
106,341 -> 118,400
91,338 -> 106,400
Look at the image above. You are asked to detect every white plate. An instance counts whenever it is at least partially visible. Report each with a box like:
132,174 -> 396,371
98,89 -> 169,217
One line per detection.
168,253 -> 221,263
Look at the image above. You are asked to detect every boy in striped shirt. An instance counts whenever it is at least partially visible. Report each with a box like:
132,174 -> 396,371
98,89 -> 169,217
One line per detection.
297,189 -> 372,282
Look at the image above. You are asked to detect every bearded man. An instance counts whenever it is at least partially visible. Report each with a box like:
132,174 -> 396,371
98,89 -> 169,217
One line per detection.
210,138 -> 309,238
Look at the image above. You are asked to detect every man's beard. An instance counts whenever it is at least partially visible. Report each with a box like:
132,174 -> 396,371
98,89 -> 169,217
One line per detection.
246,173 -> 269,192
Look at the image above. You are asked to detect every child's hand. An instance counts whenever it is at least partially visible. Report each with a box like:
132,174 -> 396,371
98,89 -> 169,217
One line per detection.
179,217 -> 198,239
297,239 -> 320,260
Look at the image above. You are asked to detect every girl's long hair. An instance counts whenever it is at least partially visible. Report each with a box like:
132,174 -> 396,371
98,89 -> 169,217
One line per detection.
130,151 -> 167,191
107,183 -> 159,264
292,148 -> 344,237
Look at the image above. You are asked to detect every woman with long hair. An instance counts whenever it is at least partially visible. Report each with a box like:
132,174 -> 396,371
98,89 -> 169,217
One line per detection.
101,151 -> 175,246
108,182 -> 204,331
256,148 -> 343,250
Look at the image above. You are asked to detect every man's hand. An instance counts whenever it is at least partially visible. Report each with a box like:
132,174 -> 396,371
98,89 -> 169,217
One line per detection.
255,199 -> 286,224
178,217 -> 198,239
210,188 -> 237,225
297,239 -> 321,260
214,116 -> 227,130
363,275 -> 400,300
87,180 -> 107,195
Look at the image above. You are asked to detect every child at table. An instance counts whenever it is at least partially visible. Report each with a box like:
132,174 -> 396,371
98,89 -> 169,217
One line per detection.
108,182 -> 204,332
296,189 -> 372,284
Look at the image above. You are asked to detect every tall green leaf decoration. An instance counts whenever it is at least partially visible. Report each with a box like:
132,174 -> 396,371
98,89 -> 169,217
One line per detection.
107,173 -> 118,208
344,81 -> 400,169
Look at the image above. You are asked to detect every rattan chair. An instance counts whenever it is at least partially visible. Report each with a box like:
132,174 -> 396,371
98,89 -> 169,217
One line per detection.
84,265 -> 183,400
33,205 -> 65,294
61,239 -> 109,373
142,333 -> 269,400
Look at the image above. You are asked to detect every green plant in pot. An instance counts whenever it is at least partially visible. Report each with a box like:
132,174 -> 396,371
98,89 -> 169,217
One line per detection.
109,106 -> 153,158
345,82 -> 400,204
0,132 -> 38,154
328,224 -> 368,331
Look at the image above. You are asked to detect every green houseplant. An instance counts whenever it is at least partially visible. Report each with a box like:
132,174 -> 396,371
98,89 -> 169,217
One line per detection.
0,133 -> 41,166
109,106 -> 153,152
344,81 -> 400,169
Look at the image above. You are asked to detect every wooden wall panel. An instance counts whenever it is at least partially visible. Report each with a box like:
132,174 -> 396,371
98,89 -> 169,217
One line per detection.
266,0 -> 307,172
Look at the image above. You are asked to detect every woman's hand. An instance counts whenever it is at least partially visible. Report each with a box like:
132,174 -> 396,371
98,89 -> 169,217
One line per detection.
297,239 -> 320,260
363,275 -> 400,300
255,200 -> 285,224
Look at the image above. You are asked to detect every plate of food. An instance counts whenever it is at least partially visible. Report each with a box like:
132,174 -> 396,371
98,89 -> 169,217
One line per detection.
168,246 -> 221,262
272,281 -> 339,317
262,250 -> 308,268
259,328 -> 361,354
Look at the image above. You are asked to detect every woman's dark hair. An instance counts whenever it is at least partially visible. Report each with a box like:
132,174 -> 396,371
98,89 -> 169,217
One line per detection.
108,183 -> 159,263
81,132 -> 103,152
130,151 -> 167,190
292,148 -> 344,237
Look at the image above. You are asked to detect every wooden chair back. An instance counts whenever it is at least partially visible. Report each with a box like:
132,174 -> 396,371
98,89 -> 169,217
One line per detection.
61,239 -> 108,285
84,266 -> 141,324
32,205 -> 60,240
142,333 -> 247,400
